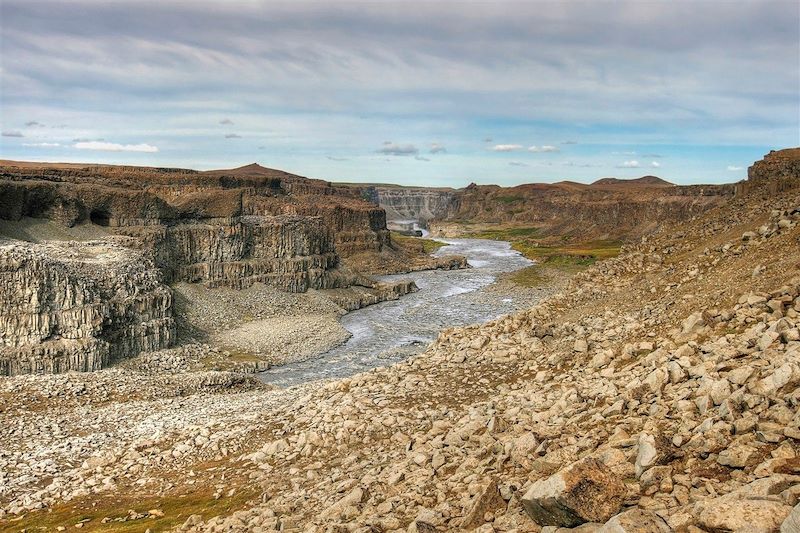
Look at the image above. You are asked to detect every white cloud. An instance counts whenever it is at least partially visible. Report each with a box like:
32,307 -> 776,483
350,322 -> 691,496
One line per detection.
377,142 -> 418,156
491,144 -> 523,152
429,142 -> 446,154
619,160 -> 640,168
528,145 -> 559,153
727,165 -> 743,171
2,130 -> 23,137
650,161 -> 661,168
74,141 -> 159,152
23,142 -> 60,147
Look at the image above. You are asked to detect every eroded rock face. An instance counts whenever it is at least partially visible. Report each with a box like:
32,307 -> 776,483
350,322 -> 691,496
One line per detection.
0,239 -> 174,375
118,215 -> 341,291
0,162 -> 395,292
520,457 -> 626,527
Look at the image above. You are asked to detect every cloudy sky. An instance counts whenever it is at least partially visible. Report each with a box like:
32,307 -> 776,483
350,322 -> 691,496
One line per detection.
1,1 -> 798,186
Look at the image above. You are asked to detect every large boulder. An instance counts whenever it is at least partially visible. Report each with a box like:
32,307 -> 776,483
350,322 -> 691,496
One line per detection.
695,497 -> 792,532
782,503 -> 800,533
598,509 -> 671,533
521,457 -> 626,527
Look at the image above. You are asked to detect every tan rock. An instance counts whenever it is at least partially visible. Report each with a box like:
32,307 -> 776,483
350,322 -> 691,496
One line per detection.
521,457 -> 626,527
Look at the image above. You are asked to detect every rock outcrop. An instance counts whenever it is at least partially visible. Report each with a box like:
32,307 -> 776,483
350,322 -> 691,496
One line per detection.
0,239 -> 174,375
0,161 -> 436,374
366,186 -> 459,228
428,178 -> 735,241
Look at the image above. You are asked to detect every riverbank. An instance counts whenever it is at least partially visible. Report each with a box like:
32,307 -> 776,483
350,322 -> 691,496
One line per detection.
259,238 -> 559,386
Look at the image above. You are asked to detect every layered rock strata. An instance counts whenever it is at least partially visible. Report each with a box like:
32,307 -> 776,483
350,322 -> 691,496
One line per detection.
0,238 -> 174,376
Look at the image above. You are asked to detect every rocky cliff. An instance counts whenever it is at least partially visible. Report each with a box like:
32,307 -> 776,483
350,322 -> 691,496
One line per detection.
432,178 -> 735,241
368,176 -> 735,242
0,161 -> 423,374
0,238 -> 174,376
367,186 -> 459,228
0,162 -> 391,290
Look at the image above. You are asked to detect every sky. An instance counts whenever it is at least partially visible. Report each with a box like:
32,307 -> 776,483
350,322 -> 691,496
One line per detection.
0,0 -> 798,187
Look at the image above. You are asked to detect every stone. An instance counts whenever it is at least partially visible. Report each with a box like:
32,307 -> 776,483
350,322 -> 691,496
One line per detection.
695,498 -> 792,533
597,509 -> 671,533
521,457 -> 626,527
635,433 -> 657,478
717,442 -> 757,468
782,503 -> 800,533
461,478 -> 504,528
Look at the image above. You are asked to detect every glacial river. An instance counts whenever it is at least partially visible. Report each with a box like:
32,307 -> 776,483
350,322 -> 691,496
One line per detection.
258,239 -> 534,387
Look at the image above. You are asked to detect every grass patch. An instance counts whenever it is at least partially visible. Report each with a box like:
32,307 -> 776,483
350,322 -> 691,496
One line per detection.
513,239 -> 622,267
0,487 -> 259,533
458,223 -> 621,275
508,265 -> 547,287
391,232 -> 447,254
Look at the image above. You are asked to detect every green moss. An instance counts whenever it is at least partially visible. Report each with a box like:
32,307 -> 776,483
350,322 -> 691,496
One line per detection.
2,488 -> 259,532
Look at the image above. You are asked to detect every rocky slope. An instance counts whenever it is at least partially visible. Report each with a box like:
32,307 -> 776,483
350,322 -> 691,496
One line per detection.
0,149 -> 798,531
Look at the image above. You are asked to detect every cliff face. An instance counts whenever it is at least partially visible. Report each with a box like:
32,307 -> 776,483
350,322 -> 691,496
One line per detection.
0,162 -> 391,290
0,239 -> 174,376
741,148 -> 800,195
369,186 -> 459,228
0,162 -> 408,374
411,178 -> 736,241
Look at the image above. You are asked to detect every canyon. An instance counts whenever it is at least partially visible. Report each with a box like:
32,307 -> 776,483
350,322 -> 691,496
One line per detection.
0,148 -> 798,532
371,176 -> 734,242
0,161 -> 459,375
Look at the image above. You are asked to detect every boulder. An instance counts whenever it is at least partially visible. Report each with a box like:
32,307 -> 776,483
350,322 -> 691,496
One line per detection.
695,497 -> 792,533
597,509 -> 671,533
521,457 -> 626,527
461,478 -> 504,528
782,503 -> 800,533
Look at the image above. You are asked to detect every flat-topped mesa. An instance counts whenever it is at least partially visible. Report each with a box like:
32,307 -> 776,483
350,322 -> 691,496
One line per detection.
0,239 -> 175,376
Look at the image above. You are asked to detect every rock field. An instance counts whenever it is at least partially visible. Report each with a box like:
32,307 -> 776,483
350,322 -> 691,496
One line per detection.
0,149 -> 799,532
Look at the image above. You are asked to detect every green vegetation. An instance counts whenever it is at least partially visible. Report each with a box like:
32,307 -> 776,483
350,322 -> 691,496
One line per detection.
2,487 -> 258,532
391,232 -> 447,254
460,224 -> 621,273
508,265 -> 547,287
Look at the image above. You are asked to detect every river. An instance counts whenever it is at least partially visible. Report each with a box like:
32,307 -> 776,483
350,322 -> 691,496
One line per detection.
258,239 -> 534,387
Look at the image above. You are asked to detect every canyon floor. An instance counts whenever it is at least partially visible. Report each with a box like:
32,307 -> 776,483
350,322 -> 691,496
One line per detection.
2,156 -> 800,533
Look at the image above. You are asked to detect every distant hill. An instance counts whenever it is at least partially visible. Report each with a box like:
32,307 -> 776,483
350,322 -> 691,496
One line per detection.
592,175 -> 674,187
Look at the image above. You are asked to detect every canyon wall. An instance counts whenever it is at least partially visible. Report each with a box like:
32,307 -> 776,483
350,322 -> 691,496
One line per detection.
0,162 -> 403,374
370,176 -> 735,241
0,162 -> 391,290
367,186 -> 459,228
0,239 -> 174,376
